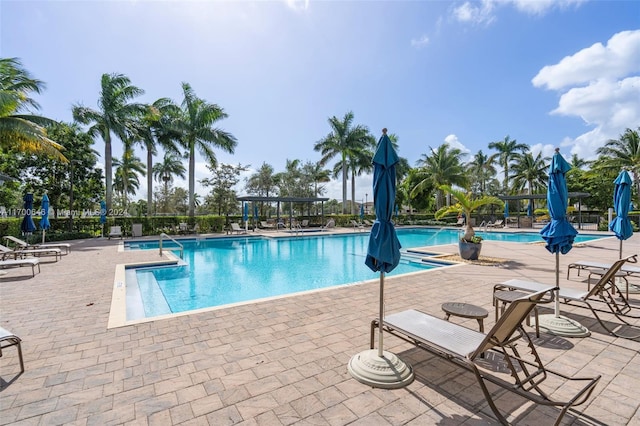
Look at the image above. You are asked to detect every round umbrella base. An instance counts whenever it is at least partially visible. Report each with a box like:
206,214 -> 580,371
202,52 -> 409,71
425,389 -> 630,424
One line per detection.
537,314 -> 590,338
348,349 -> 414,389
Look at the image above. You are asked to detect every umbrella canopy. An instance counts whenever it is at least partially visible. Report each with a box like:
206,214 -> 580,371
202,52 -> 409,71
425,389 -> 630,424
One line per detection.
610,170 -> 633,249
539,149 -> 586,336
20,193 -> 36,236
504,201 -> 509,218
99,200 -> 107,225
40,194 -> 50,243
365,132 -> 401,273
540,150 -> 577,255
349,128 -> 413,389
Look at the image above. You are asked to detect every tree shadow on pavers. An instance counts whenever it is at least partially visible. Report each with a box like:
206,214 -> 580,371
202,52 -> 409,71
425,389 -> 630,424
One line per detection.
396,347 -> 600,425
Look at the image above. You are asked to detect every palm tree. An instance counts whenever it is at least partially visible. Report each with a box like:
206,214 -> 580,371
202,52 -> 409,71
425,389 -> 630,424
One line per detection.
596,127 -> 640,199
412,143 -> 468,209
113,147 -> 145,210
467,150 -> 496,195
435,185 -> 503,243
511,152 -> 548,215
303,161 -> 331,198
0,57 -> 65,160
152,151 -> 186,213
314,111 -> 373,213
130,98 -> 180,216
570,153 -> 589,169
488,135 -> 529,193
170,82 -> 237,218
72,73 -> 145,210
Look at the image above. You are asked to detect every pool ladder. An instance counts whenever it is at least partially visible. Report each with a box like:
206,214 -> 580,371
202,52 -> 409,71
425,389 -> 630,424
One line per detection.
159,233 -> 184,259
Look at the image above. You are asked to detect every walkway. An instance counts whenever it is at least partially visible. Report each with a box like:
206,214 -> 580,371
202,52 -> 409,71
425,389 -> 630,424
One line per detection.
1,230 -> 639,425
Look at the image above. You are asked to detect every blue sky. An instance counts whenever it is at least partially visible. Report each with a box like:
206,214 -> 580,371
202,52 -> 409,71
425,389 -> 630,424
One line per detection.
2,0 -> 639,202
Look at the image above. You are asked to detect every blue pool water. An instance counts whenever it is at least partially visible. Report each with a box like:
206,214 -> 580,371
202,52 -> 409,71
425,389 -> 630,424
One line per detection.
125,228 -> 604,319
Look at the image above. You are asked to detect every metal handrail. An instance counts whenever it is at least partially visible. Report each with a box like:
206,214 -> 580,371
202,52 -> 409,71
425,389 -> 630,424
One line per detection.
159,233 -> 184,259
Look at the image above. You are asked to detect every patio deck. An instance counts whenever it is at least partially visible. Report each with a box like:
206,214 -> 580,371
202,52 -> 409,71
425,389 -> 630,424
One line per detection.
1,229 -> 639,425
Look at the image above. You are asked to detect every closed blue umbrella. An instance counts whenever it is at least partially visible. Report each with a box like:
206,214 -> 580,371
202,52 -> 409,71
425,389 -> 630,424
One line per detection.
21,193 -> 36,243
360,204 -> 365,220
243,202 -> 249,232
504,201 -> 509,218
394,204 -> 399,220
349,129 -> 413,389
254,204 -> 259,229
610,170 -> 633,258
539,149 -> 585,336
527,201 -> 533,217
99,200 -> 107,237
40,194 -> 50,244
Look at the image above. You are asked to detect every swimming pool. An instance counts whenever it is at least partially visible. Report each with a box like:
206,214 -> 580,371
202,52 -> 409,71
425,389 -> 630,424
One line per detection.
123,228 -> 604,321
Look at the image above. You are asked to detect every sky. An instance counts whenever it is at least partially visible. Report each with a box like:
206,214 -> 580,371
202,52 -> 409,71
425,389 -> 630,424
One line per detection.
1,0 -> 639,203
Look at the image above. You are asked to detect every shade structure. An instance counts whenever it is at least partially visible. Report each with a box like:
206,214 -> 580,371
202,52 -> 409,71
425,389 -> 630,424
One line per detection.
348,129 -> 413,389
40,194 -> 50,244
20,194 -> 36,243
99,200 -> 107,237
539,149 -> 587,337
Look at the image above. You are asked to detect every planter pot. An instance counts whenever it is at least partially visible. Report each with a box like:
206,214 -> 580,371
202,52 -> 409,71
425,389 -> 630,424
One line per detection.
459,240 -> 482,260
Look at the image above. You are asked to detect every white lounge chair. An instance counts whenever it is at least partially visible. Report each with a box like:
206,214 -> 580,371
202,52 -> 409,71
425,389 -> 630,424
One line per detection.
3,235 -> 70,254
229,222 -> 247,234
0,243 -> 61,262
260,221 -> 275,230
369,287 -> 599,425
0,326 -> 24,374
108,226 -> 123,239
321,219 -> 335,230
350,220 -> 365,231
0,258 -> 40,277
487,219 -> 504,228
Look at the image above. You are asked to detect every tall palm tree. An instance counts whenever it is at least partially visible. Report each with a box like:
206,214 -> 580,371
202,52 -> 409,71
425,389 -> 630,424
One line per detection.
113,146 -> 145,210
511,151 -> 548,197
413,143 -> 468,209
170,82 -> 237,218
488,135 -> 529,193
130,98 -> 180,216
467,150 -> 496,195
596,127 -> 640,199
0,57 -> 65,160
314,111 -> 373,213
570,153 -> 589,169
72,73 -> 145,210
152,151 -> 186,213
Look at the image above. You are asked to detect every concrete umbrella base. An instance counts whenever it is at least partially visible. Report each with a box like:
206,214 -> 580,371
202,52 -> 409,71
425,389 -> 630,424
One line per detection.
537,314 -> 590,338
348,349 -> 414,389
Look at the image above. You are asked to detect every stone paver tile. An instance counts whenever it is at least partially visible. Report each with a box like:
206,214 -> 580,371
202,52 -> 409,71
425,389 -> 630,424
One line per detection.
235,394 -> 280,420
169,403 -> 195,424
290,394 -> 324,418
342,392 -> 386,417
205,405 -> 244,425
134,393 -> 178,418
189,392 -> 224,417
39,406 -> 80,426
16,397 -> 59,421
319,403 -> 358,426
245,375 -> 283,397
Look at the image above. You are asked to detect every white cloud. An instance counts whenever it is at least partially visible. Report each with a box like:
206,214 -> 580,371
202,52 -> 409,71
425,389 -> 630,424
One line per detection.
410,34 -> 430,48
532,30 -> 640,90
444,134 -> 471,157
452,0 -> 585,25
285,0 -> 309,12
452,1 -> 496,25
532,30 -> 640,162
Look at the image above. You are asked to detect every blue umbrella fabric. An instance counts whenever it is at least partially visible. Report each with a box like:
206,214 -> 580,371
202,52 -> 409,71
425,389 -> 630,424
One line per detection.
21,193 -> 36,242
610,170 -> 633,252
40,194 -> 51,243
540,149 -> 577,255
254,204 -> 259,229
527,201 -> 533,217
243,202 -> 249,232
365,131 -> 401,274
504,201 -> 509,218
360,204 -> 365,220
99,200 -> 107,237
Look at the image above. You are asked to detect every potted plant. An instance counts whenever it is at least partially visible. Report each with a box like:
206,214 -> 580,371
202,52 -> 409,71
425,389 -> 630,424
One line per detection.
435,185 -> 504,260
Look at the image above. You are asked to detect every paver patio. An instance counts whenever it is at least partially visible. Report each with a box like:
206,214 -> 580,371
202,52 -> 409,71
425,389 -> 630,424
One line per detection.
1,229 -> 639,425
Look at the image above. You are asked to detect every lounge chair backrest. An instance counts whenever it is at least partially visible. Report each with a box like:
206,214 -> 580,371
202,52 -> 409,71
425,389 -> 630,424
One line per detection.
471,286 -> 554,360
0,244 -> 12,253
4,235 -> 27,248
583,256 -> 631,299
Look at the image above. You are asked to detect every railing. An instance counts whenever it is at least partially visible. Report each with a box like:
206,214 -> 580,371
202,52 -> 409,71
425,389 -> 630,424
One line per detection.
159,233 -> 184,259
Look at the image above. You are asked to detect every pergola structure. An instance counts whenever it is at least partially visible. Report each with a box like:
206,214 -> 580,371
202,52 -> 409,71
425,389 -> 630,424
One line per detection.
499,192 -> 590,229
236,196 -> 330,228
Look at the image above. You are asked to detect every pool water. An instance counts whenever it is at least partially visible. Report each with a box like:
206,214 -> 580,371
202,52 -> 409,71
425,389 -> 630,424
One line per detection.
125,228 -> 604,320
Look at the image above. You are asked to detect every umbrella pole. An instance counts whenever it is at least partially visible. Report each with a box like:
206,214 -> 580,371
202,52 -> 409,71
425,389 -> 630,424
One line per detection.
378,271 -> 384,358
555,252 -> 560,317
42,230 -> 46,244
620,240 -> 623,259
